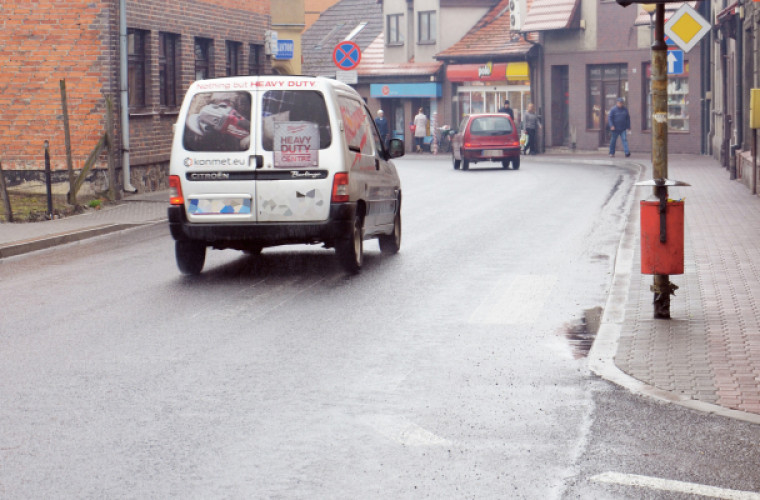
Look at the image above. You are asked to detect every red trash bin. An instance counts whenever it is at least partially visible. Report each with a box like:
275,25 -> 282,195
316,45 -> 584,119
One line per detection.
640,200 -> 684,275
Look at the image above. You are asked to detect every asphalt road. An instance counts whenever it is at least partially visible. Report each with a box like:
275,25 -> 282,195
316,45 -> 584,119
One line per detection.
2,155 -> 759,499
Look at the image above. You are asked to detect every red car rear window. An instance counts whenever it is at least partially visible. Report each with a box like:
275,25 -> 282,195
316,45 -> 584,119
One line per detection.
469,116 -> 513,136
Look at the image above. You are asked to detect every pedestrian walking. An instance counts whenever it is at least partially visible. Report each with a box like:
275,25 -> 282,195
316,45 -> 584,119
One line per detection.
498,100 -> 514,120
374,109 -> 390,149
413,108 -> 428,153
523,103 -> 541,155
608,97 -> 631,157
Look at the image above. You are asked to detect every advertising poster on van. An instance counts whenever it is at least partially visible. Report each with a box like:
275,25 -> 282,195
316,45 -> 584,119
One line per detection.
274,121 -> 319,168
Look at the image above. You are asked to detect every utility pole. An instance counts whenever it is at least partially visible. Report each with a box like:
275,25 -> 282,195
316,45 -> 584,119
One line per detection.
650,3 -> 677,319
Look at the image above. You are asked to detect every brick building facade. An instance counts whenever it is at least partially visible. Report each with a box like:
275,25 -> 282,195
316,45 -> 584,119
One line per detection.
0,0 -> 270,195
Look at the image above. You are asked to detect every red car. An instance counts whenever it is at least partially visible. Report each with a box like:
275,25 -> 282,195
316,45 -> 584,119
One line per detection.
451,113 -> 521,170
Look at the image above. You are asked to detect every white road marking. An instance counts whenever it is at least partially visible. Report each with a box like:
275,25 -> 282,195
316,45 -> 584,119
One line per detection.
469,274 -> 557,325
366,415 -> 452,447
591,472 -> 760,499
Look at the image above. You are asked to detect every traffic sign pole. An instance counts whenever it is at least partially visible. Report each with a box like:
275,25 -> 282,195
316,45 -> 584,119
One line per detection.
651,3 -> 677,319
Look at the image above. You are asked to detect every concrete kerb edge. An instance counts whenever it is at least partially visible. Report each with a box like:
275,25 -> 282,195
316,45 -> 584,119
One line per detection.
0,220 -> 165,259
587,161 -> 760,426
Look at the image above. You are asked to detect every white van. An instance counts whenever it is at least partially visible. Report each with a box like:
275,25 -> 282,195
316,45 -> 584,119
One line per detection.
168,76 -> 404,274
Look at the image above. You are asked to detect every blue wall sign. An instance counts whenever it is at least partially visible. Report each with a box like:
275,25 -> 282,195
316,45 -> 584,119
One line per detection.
370,83 -> 442,98
275,40 -> 294,60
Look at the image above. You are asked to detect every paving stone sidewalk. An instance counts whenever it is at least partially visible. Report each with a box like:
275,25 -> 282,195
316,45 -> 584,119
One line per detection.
0,191 -> 168,257
616,155 -> 760,416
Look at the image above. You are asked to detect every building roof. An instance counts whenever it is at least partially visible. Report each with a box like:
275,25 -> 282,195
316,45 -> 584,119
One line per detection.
435,0 -> 537,62
357,34 -> 443,77
633,2 -> 698,26
301,0 -> 383,77
520,0 -> 580,32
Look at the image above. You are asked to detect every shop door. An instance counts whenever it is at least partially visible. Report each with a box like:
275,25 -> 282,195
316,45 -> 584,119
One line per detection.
601,81 -> 620,147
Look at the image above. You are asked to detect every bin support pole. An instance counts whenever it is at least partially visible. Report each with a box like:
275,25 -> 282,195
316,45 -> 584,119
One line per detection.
651,4 -> 674,319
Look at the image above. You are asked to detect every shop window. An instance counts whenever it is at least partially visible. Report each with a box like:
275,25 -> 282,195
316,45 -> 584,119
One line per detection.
159,32 -> 179,108
194,37 -> 213,81
127,29 -> 148,109
418,11 -> 436,44
643,62 -> 689,132
387,14 -> 403,45
226,41 -> 241,77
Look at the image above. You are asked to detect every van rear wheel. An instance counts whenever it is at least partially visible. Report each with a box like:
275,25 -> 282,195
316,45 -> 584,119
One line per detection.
175,240 -> 206,275
379,212 -> 401,255
337,213 -> 364,273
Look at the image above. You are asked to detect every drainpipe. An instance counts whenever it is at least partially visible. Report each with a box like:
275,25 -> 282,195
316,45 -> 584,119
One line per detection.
736,1 -> 744,151
119,0 -> 136,192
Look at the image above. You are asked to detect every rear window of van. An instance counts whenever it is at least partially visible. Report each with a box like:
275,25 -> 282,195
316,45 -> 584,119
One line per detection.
183,91 -> 252,152
469,116 -> 513,136
262,90 -> 332,151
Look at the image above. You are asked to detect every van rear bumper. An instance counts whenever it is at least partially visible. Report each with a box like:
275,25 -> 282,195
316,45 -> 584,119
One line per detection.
168,203 -> 356,248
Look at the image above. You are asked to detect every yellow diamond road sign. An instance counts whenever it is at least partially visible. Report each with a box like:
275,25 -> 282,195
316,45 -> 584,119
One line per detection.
664,3 -> 710,53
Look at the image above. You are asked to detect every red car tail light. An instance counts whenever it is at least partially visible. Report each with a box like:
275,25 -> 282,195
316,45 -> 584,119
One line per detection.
169,175 -> 184,205
332,172 -> 350,202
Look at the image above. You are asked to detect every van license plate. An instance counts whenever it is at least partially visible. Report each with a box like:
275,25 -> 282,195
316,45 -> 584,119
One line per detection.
189,198 -> 252,215
483,150 -> 502,157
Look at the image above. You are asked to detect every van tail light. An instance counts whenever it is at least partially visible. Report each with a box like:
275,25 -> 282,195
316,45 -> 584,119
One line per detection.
169,175 -> 184,205
465,143 -> 472,148
332,172 -> 350,202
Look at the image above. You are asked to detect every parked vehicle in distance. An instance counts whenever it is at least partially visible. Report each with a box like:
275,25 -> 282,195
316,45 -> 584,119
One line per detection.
451,113 -> 521,171
168,75 -> 404,275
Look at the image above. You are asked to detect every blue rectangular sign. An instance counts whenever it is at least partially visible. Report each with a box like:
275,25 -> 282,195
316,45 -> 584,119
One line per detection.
667,50 -> 684,75
275,39 -> 294,60
370,83 -> 442,98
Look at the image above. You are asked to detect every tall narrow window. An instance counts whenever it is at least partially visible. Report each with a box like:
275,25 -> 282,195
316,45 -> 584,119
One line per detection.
418,11 -> 436,44
159,32 -> 179,108
226,41 -> 241,76
127,29 -> 148,108
387,14 -> 403,45
194,37 -> 213,80
249,44 -> 263,75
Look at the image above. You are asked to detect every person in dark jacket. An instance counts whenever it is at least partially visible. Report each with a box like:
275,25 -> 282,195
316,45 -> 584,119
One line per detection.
498,100 -> 514,120
608,97 -> 631,157
374,109 -> 390,149
523,103 -> 541,155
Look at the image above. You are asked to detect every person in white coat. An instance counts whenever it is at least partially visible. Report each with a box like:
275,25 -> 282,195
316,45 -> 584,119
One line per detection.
413,108 -> 428,153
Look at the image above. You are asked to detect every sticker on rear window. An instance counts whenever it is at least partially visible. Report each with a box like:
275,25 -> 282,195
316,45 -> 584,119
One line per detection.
183,92 -> 251,152
274,122 -> 319,168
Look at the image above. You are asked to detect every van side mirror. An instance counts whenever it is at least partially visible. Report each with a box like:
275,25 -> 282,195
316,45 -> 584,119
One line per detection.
388,138 -> 405,159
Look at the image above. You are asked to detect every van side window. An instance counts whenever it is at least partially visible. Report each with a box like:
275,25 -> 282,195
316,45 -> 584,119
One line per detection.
261,90 -> 332,151
366,105 -> 384,154
339,97 -> 373,155
183,91 -> 252,152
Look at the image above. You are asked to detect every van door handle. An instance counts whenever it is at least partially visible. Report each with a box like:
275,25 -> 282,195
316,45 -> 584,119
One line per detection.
375,158 -> 380,170
249,155 -> 263,169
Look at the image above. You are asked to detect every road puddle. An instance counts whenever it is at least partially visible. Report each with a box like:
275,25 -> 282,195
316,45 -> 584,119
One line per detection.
563,306 -> 602,359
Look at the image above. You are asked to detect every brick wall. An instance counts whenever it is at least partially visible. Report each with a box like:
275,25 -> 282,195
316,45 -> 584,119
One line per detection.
1,0 -> 271,194
0,1 -> 114,173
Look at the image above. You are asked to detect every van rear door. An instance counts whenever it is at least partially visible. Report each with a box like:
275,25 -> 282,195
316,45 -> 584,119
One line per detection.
253,83 -> 334,223
179,84 -> 258,222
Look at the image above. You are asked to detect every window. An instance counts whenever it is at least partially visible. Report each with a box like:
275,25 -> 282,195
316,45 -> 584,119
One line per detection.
159,32 -> 179,108
387,14 -> 403,45
183,92 -> 252,152
127,29 -> 148,108
261,90 -> 332,151
418,11 -> 436,44
643,62 -> 689,132
587,64 -> 627,130
226,41 -> 241,76
249,44 -> 263,75
345,22 -> 368,41
194,37 -> 213,80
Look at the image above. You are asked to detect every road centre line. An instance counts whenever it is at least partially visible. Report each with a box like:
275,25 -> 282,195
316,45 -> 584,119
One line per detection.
591,472 -> 760,499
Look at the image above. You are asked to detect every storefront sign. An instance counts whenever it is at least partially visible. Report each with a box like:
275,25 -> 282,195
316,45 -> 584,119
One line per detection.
370,83 -> 442,98
447,62 -> 530,82
275,40 -> 294,60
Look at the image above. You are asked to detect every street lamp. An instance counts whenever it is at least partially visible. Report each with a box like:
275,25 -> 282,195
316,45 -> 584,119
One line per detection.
641,3 -> 656,44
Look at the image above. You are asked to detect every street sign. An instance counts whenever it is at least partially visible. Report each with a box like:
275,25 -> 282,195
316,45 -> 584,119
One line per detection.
664,3 -> 710,52
336,70 -> 358,85
332,41 -> 361,71
275,39 -> 294,60
667,50 -> 684,75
